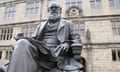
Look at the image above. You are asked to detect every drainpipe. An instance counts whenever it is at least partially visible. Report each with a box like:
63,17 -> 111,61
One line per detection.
86,29 -> 93,72
40,0 -> 43,22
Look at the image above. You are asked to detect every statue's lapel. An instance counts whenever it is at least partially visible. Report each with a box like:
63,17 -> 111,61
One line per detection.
57,19 -> 65,31
39,21 -> 48,34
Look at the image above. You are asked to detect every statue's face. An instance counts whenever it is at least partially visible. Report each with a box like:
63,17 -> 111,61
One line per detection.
48,5 -> 61,20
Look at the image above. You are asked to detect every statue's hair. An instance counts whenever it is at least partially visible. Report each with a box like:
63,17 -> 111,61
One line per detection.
47,2 -> 62,12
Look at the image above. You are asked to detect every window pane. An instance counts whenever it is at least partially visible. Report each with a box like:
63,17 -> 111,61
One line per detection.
117,22 -> 120,28
5,6 -> 16,19
6,8 -> 9,12
9,7 -> 12,11
74,24 -> 79,31
112,22 -> 116,28
80,24 -> 85,29
109,0 -> 114,7
116,0 -> 120,7
90,0 -> 101,9
80,30 -> 84,36
112,21 -> 120,35
0,28 -> 13,40
10,28 -> 13,39
9,12 -> 12,18
26,2 -> 40,16
1,29 -> 3,40
80,23 -> 85,36
118,0 -> 120,6
3,29 -> 6,40
6,51 -> 12,60
35,8 -> 39,14
112,28 -> 118,35
6,51 -> 8,59
36,2 -> 40,7
30,8 -> 34,14
112,49 -> 116,61
9,51 -> 12,60
66,0 -> 70,3
78,2 -> 82,9
90,1 -> 95,8
5,12 -> 8,18
118,28 -> 120,35
27,4 -> 30,9
73,23 -> 85,37
96,0 -> 101,8
109,0 -> 120,7
0,29 -> 1,40
26,9 -> 30,16
0,51 -> 2,59
118,50 -> 120,60
13,7 -> 15,11
13,11 -> 15,17
22,25 -> 36,37
71,0 -> 75,3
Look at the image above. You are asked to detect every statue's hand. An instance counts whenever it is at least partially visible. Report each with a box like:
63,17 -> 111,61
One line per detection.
57,43 -> 69,52
51,43 -> 69,57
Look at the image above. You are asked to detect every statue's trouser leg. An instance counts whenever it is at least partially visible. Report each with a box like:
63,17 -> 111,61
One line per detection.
7,39 -> 42,72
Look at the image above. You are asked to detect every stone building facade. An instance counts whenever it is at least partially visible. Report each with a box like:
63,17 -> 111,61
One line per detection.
0,0 -> 120,72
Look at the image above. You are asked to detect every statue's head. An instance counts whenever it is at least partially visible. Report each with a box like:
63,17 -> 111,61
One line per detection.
14,33 -> 24,41
47,2 -> 61,22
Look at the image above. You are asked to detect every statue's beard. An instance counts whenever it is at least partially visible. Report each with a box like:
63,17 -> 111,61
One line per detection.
48,12 -> 61,23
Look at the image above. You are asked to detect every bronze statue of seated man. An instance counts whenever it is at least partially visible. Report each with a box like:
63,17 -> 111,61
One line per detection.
7,2 -> 83,72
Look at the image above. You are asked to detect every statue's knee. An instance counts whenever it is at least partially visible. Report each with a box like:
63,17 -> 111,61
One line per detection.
14,39 -> 31,51
16,39 -> 30,46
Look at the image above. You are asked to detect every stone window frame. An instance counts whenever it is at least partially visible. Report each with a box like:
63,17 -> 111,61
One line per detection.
90,0 -> 102,9
6,50 -> 12,60
22,24 -> 37,37
0,27 -> 13,40
112,49 -> 120,61
25,1 -> 40,16
109,0 -> 120,7
111,21 -> 120,35
66,0 -> 82,15
0,46 -> 13,60
73,22 -> 85,37
4,6 -> 16,19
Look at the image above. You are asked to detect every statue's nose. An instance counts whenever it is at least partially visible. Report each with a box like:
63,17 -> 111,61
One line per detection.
52,7 -> 57,11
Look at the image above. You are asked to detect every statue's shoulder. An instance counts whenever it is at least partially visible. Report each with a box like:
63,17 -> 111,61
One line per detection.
37,21 -> 48,27
61,19 -> 72,24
